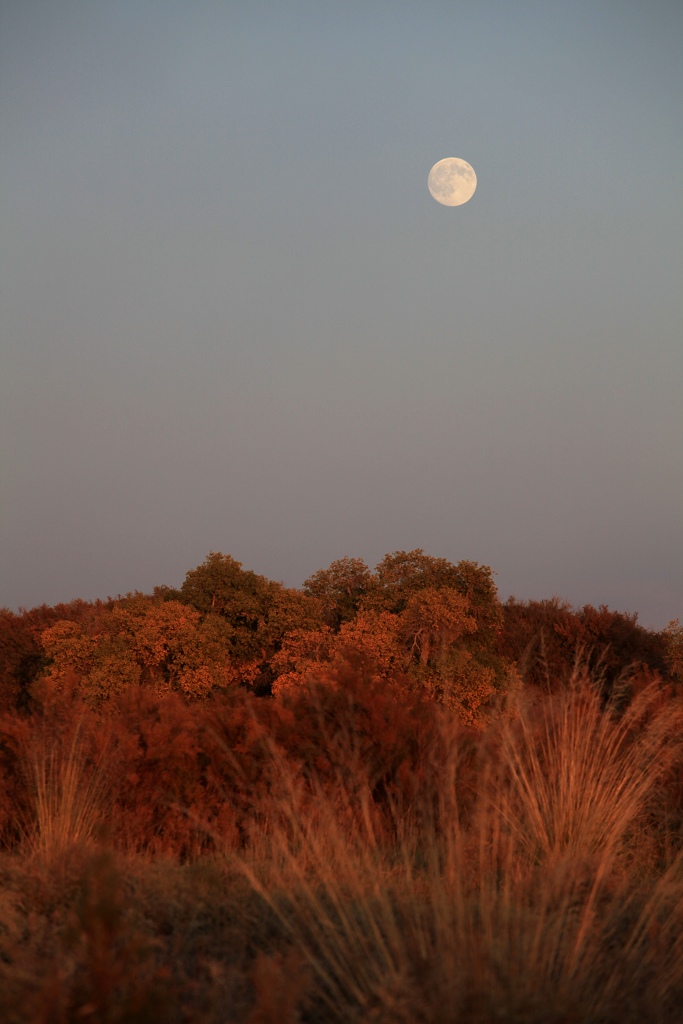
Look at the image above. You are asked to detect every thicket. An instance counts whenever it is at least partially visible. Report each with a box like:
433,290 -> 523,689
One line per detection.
0,551 -> 681,1021
2,549 -> 677,715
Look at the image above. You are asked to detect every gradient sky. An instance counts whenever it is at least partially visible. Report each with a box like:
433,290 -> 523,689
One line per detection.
1,0 -> 681,628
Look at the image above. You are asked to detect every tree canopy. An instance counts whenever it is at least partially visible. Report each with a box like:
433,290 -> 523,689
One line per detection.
0,549 -> 674,722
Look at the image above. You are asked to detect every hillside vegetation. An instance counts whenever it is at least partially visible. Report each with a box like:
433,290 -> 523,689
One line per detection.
0,551 -> 681,1022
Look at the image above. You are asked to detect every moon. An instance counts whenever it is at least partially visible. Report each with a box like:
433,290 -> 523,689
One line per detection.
428,157 -> 477,206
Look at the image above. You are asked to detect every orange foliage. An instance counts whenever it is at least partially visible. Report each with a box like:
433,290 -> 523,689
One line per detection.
272,587 -> 509,726
0,658 -> 486,858
1,550 -> 677,868
400,587 -> 476,666
39,599 -> 236,704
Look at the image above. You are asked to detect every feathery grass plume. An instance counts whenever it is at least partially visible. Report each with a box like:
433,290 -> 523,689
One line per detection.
25,715 -> 110,857
224,671 -> 683,1022
499,664 -> 682,865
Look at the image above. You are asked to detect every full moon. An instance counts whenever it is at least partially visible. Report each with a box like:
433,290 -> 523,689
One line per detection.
428,157 -> 477,206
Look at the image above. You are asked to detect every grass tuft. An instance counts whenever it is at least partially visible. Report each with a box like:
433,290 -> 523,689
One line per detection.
25,717 -> 109,858
227,672 -> 683,1022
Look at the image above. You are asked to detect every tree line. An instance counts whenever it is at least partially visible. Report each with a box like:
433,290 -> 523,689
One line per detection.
1,549 -> 679,720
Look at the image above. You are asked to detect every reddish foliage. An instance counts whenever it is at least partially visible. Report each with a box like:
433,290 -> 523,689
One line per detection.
0,601 -> 105,712
499,597 -> 669,692
0,660 -> 489,858
1,663 -> 681,866
0,551 -> 678,864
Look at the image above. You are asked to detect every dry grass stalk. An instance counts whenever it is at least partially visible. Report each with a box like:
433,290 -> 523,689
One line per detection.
26,718 -> 109,857
227,673 -> 683,1022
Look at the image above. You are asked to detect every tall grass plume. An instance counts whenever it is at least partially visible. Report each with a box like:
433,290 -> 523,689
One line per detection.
228,671 -> 683,1022
25,716 -> 109,857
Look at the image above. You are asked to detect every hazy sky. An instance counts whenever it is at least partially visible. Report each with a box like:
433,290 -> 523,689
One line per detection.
1,0 -> 681,628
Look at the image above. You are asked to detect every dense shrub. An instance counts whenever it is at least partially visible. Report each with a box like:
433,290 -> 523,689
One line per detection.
499,596 -> 669,692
